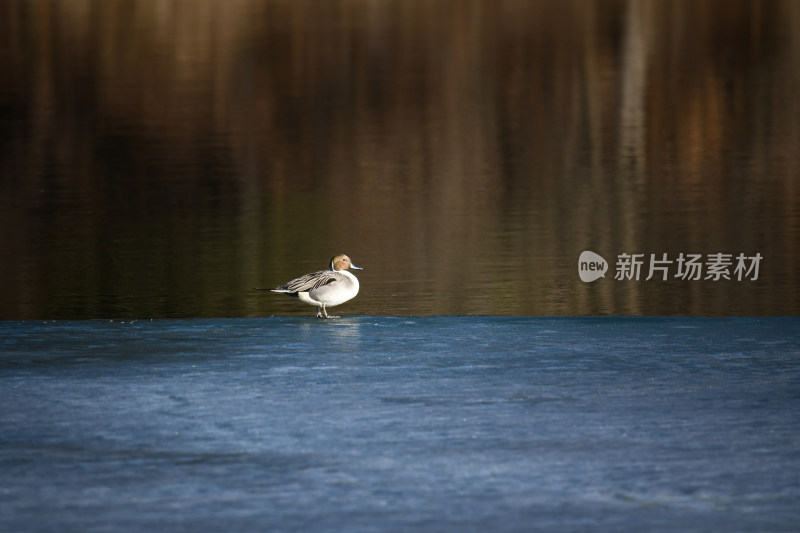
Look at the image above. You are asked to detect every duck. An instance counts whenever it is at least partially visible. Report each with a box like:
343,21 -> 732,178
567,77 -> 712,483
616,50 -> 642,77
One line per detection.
268,254 -> 363,318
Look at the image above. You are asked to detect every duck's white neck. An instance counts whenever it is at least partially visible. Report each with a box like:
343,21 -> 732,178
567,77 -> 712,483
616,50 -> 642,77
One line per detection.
338,269 -> 359,287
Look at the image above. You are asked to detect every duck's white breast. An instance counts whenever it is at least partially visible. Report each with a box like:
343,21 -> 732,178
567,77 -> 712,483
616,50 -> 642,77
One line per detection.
310,270 -> 359,307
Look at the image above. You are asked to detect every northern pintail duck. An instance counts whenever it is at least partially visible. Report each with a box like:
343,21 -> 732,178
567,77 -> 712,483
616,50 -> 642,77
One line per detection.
270,254 -> 363,318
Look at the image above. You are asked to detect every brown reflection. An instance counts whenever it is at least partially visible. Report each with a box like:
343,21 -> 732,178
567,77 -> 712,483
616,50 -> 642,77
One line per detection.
0,0 -> 798,318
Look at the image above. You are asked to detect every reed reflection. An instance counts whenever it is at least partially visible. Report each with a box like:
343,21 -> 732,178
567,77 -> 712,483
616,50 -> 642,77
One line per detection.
0,0 -> 797,317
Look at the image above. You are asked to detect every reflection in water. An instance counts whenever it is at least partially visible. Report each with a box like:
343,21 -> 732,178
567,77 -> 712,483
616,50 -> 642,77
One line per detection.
0,0 -> 798,317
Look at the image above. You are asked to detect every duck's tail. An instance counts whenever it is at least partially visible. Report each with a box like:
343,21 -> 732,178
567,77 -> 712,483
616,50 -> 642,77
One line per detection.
251,287 -> 285,293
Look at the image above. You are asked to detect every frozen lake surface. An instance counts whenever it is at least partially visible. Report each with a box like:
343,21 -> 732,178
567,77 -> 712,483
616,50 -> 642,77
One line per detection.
2,316 -> 799,532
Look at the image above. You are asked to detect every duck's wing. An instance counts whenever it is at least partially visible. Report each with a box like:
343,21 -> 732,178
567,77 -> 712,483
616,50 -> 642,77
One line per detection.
273,270 -> 339,294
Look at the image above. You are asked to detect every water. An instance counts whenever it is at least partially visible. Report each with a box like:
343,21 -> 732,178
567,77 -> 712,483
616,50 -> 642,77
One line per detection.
1,1 -> 799,318
2,317 -> 799,532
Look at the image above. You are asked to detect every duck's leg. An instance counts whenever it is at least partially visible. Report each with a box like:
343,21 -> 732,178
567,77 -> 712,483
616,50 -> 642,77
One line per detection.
316,306 -> 324,318
320,304 -> 339,319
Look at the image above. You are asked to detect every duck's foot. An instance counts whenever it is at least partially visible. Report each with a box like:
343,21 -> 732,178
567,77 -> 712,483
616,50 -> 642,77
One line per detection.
316,305 -> 339,319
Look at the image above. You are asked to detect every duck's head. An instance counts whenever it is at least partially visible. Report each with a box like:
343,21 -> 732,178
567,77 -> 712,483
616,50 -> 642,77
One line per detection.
330,254 -> 363,271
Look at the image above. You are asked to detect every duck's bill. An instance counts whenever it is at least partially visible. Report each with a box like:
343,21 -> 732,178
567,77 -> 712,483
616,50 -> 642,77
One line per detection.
351,264 -> 364,270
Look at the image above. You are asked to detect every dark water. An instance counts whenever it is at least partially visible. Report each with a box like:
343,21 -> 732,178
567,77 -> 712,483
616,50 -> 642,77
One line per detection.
2,317 -> 799,532
1,1 -> 799,318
